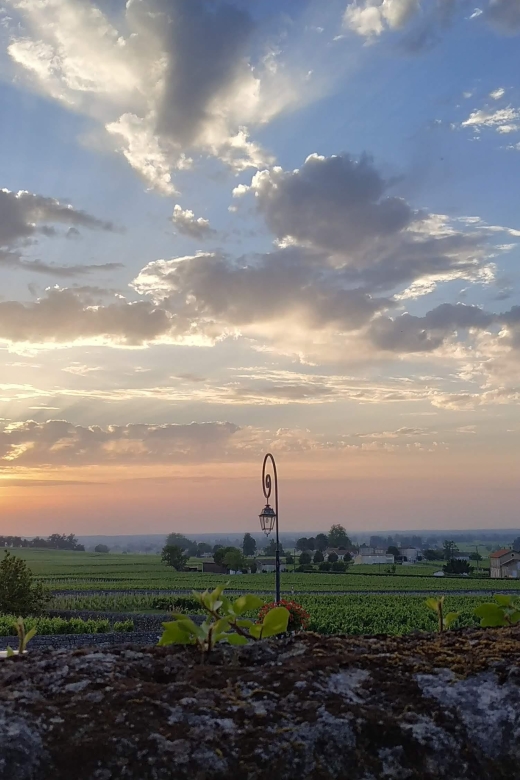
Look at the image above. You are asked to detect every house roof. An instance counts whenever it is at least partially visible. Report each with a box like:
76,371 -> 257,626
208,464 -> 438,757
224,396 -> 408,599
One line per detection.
490,549 -> 513,559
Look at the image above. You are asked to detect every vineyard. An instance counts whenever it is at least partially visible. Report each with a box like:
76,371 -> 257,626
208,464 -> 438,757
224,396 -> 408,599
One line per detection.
2,548 -> 516,640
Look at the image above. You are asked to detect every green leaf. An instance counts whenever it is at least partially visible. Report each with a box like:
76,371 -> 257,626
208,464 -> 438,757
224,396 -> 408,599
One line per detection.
474,603 -> 507,627
225,633 -> 248,646
219,595 -> 233,616
212,618 -> 231,635
158,618 -> 201,646
6,646 -> 14,657
235,619 -> 254,629
424,598 -> 441,613
507,610 -> 520,625
233,594 -> 264,615
248,624 -> 262,640
260,606 -> 290,638
444,612 -> 460,628
494,594 -> 513,607
23,627 -> 37,646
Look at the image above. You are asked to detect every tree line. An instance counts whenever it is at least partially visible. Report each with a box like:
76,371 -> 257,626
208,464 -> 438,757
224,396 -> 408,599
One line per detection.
0,534 -> 84,551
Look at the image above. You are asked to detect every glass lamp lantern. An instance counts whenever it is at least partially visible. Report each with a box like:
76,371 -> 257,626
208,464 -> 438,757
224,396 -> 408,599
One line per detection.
259,504 -> 276,536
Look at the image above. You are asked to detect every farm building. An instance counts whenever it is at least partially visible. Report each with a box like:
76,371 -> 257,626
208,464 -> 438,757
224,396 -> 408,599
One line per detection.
256,558 -> 288,573
354,549 -> 394,566
490,549 -> 520,579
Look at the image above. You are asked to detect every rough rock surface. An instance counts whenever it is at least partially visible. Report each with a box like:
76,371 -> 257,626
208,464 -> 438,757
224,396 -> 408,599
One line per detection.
1,628 -> 520,779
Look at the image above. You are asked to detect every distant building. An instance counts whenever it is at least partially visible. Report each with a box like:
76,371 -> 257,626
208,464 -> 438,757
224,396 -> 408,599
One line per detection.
490,549 -> 520,579
200,562 -> 227,574
256,559 -> 287,573
397,547 -> 422,564
453,555 -> 470,563
354,550 -> 394,566
325,548 -> 350,561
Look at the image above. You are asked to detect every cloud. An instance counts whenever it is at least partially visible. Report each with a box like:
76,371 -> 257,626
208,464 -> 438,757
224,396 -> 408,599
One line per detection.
171,205 -> 216,239
490,87 -> 506,100
0,188 -> 115,246
368,302 -> 495,353
0,419 -> 241,466
0,288 -> 175,348
343,0 -> 520,49
461,105 -> 519,134
485,0 -> 520,34
235,153 -> 504,295
343,0 -> 420,37
0,188 -> 118,276
4,0 -> 303,191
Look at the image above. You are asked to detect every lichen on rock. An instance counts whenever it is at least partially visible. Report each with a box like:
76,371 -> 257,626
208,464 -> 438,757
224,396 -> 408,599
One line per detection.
1,628 -> 520,779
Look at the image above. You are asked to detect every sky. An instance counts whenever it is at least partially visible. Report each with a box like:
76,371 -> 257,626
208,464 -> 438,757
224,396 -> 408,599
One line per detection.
0,0 -> 519,536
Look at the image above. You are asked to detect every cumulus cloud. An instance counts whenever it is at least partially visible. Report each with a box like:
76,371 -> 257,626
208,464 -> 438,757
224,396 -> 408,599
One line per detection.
171,205 -> 216,239
0,288 -> 174,348
4,0 -> 302,191
343,0 -> 520,49
235,153 -> 505,295
343,0 -> 420,38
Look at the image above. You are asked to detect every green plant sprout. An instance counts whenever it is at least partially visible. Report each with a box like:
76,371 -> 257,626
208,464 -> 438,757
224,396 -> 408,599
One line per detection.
6,617 -> 37,656
474,594 -> 520,627
424,596 -> 460,632
158,584 -> 289,656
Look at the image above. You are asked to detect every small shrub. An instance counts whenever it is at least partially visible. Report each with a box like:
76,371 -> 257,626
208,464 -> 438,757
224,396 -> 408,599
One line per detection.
113,620 -> 134,632
474,595 -> 520,627
258,600 -> 310,632
158,585 -> 289,656
0,551 -> 49,616
425,596 -> 460,632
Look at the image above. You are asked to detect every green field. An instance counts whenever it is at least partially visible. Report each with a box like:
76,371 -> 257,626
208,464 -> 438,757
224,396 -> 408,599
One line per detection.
2,547 -> 517,636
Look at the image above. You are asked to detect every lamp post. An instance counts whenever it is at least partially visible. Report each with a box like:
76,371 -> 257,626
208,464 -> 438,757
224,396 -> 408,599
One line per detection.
258,453 -> 280,603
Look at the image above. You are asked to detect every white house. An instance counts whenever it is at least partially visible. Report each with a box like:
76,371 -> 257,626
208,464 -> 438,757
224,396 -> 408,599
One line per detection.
398,547 -> 421,563
354,549 -> 394,566
256,558 -> 287,573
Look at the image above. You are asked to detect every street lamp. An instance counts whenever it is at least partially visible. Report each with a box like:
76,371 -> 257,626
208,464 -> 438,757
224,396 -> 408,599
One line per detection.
259,453 -> 280,603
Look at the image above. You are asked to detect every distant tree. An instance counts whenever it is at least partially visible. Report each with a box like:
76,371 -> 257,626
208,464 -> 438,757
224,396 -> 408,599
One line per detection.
0,551 -> 49,616
328,524 -> 351,549
249,561 -> 257,574
223,548 -> 246,572
328,551 -> 338,563
161,544 -> 188,571
331,561 -> 346,573
443,559 -> 472,575
313,550 -> 324,564
370,536 -> 384,548
196,543 -> 212,557
423,549 -> 444,561
264,539 -> 284,556
296,537 -> 310,551
94,544 -> 110,554
166,533 -> 197,556
315,533 -> 329,552
307,537 -> 316,551
213,546 -> 229,566
469,552 -> 483,561
512,537 -> 520,552
319,561 -> 332,572
242,533 -> 257,557
443,540 -> 459,560
285,553 -> 294,565
387,545 -> 400,558
213,544 -> 223,555
298,551 -> 312,565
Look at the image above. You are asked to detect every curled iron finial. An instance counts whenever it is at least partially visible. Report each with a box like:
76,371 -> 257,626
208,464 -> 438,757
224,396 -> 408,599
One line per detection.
262,453 -> 276,501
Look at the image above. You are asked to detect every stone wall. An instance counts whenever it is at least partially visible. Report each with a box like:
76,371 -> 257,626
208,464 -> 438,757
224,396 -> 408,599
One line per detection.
1,627 -> 520,779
